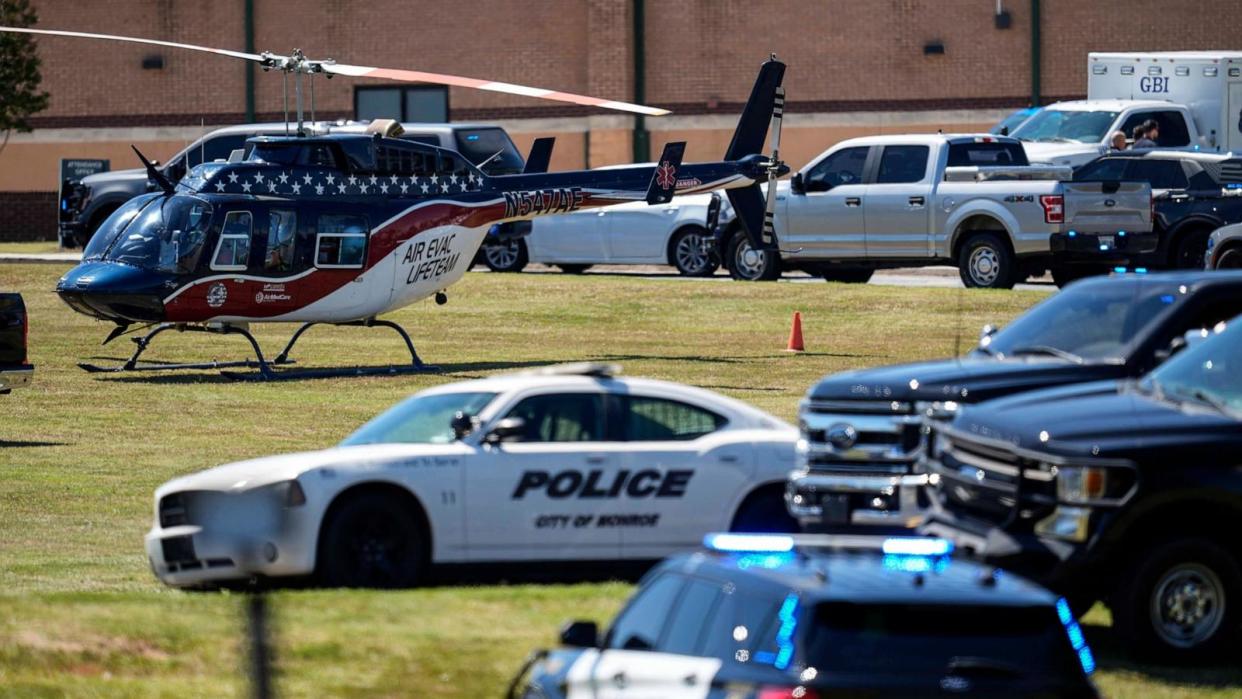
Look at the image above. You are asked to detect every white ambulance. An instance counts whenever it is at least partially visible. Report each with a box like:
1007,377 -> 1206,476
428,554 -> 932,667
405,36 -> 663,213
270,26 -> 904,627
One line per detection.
1017,51 -> 1242,167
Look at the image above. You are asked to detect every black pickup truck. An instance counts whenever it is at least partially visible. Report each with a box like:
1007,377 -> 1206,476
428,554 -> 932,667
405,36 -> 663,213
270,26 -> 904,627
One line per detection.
787,272 -> 1242,532
1073,150 -> 1242,269
0,293 -> 33,394
921,313 -> 1242,662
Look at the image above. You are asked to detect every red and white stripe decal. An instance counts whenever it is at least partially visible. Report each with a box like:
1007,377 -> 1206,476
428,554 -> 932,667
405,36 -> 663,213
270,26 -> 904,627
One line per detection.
0,26 -> 264,62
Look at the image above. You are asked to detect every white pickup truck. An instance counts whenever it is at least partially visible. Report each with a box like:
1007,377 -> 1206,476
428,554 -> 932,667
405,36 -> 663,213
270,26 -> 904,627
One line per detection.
718,134 -> 1154,288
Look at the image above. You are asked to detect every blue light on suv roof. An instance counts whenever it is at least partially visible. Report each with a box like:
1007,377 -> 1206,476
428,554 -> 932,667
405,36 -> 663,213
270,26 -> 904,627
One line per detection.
703,533 -> 795,553
881,537 -> 954,557
773,593 -> 799,670
1057,597 -> 1096,676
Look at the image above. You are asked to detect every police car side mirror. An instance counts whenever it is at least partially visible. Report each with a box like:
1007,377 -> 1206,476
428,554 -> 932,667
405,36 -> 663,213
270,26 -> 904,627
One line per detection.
559,620 -> 599,648
450,411 -> 477,441
485,416 -> 527,444
791,172 -> 806,194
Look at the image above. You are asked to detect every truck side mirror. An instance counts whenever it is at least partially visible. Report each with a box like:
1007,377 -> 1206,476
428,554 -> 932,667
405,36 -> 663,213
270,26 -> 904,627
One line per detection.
450,411 -> 477,441
485,416 -> 527,444
559,620 -> 599,648
791,172 -> 806,194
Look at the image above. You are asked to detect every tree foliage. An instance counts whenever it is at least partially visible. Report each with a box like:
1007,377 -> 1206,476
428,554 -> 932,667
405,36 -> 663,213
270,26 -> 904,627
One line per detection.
0,0 -> 50,151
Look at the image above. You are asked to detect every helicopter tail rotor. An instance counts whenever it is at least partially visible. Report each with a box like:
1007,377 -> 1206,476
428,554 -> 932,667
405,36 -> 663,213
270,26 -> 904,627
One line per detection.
725,56 -> 787,251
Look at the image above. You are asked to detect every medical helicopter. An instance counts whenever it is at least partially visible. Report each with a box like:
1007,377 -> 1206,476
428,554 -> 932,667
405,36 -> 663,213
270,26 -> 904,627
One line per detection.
2,27 -> 788,380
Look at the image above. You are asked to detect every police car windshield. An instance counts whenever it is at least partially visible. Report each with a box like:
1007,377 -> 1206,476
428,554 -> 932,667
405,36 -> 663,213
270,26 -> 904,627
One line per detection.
101,195 -> 213,273
1145,317 -> 1242,418
341,392 -> 499,445
978,280 -> 1185,363
1011,109 -> 1119,144
802,603 -> 1084,681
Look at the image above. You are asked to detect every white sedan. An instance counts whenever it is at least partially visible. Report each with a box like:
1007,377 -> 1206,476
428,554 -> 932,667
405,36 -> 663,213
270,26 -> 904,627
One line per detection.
480,193 -> 720,276
145,364 -> 797,588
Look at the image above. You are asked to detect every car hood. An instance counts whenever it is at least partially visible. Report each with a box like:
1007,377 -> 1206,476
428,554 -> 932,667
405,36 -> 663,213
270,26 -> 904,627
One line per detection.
155,442 -> 471,497
949,380 -> 1241,457
80,167 -> 147,186
807,357 -> 1121,405
1021,141 -> 1106,165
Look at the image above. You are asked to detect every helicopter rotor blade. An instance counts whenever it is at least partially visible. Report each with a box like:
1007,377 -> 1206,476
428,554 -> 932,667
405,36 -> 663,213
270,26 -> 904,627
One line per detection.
0,26 -> 268,63
0,25 -> 670,117
321,63 -> 669,116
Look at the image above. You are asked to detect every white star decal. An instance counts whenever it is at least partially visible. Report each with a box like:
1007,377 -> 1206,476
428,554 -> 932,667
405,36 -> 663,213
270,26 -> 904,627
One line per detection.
359,184 -> 368,194
390,174 -> 399,184
326,174 -> 336,185
420,182 -> 430,193
348,175 -> 358,186
315,184 -> 325,195
254,172 -> 264,183
449,173 -> 458,185
379,183 -> 389,194
338,182 -> 348,194
369,175 -> 378,185
278,171 -> 289,184
400,183 -> 409,194
430,174 -> 439,184
441,181 -> 450,192
241,181 -> 252,193
228,172 -> 239,183
291,183 -> 302,195
267,180 -> 278,192
215,181 -> 226,192
303,173 -> 313,185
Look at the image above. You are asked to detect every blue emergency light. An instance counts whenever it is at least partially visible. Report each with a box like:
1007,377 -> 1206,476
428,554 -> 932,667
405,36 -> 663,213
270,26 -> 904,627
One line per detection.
704,533 -> 795,553
881,537 -> 954,556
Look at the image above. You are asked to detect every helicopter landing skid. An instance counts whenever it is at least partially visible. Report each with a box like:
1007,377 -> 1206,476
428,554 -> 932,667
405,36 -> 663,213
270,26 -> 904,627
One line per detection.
219,318 -> 436,381
79,323 -> 278,378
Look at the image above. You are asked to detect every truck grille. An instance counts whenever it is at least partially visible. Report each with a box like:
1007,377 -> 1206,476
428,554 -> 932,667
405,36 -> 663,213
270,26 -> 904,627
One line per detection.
799,399 -> 922,474
159,493 -> 190,528
927,430 -> 1056,527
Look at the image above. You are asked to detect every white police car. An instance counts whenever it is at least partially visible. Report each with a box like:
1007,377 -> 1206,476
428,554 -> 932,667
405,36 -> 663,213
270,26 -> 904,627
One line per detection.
145,364 -> 798,588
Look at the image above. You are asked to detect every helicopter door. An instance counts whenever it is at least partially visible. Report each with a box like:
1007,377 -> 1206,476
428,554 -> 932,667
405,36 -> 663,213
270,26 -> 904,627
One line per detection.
311,213 -> 373,318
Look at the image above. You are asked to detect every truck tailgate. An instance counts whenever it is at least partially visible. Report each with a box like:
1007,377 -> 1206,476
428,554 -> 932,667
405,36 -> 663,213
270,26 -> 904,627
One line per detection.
1061,181 -> 1152,233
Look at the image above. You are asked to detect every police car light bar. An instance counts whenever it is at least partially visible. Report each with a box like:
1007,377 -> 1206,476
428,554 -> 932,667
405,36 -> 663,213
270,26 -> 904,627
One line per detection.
880,537 -> 955,556
704,533 -> 795,553
703,533 -> 955,556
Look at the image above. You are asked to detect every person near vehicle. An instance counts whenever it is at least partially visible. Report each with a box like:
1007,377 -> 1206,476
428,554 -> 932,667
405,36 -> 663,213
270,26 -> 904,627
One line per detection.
1110,130 -> 1128,151
1132,120 -> 1159,149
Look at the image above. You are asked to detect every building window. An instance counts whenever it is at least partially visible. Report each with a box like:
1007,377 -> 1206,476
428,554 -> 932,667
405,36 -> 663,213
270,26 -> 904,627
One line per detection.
355,86 -> 449,122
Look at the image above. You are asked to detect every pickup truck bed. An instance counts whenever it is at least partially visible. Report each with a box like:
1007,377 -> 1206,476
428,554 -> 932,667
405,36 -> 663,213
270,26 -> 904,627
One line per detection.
0,294 -> 33,394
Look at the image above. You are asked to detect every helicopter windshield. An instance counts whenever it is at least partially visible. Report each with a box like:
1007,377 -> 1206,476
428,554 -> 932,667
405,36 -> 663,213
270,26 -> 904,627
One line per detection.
82,194 -> 161,262
102,195 -> 213,274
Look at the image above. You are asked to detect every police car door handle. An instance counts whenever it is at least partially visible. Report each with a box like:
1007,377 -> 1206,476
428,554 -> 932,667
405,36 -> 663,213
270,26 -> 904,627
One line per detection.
611,672 -> 627,688
683,673 -> 698,686
718,454 -> 740,463
845,197 -> 861,207
585,455 -> 607,464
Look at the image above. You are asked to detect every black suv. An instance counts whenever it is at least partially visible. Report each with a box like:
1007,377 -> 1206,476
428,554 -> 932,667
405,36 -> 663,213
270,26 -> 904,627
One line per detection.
1074,150 -> 1242,269
789,272 -> 1242,532
921,313 -> 1242,662
510,535 -> 1099,698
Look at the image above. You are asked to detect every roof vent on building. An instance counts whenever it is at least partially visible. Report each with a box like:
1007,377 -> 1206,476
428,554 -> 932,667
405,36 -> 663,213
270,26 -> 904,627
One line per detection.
923,41 -> 945,56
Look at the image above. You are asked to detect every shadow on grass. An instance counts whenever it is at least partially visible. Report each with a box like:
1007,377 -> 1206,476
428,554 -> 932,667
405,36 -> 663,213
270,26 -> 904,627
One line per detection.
1083,620 -> 1242,688
593,351 -> 891,364
95,359 -> 563,384
0,440 -> 69,448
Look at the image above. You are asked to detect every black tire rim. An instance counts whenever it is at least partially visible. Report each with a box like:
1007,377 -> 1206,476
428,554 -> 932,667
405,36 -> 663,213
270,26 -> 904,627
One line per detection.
674,231 -> 712,275
484,240 -> 521,270
1150,562 -> 1225,649
732,238 -> 768,280
345,511 -> 414,587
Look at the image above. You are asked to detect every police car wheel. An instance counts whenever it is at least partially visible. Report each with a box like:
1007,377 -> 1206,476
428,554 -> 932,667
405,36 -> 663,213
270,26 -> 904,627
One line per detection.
482,239 -> 529,273
1172,229 -> 1211,270
726,230 -> 781,281
1114,537 -> 1241,662
957,233 -> 1017,289
729,490 -> 799,533
317,492 -> 425,589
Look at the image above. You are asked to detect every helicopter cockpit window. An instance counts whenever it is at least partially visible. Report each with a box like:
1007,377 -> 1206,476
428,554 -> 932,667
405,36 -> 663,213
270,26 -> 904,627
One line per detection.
265,210 -> 298,273
103,195 -> 212,274
210,211 -> 253,271
315,214 -> 368,268
300,144 -> 338,168
250,143 -> 302,166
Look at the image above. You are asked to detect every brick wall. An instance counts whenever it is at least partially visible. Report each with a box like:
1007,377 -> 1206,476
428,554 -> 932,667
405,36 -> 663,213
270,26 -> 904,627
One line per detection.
0,193 -> 58,242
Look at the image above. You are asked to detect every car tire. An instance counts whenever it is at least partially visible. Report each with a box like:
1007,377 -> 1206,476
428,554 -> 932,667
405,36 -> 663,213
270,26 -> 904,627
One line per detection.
1050,264 -> 1108,289
817,267 -> 874,284
1171,228 -> 1212,270
726,230 -> 781,281
317,492 -> 425,589
555,264 -> 592,274
1214,246 -> 1242,269
481,239 -> 528,273
1113,537 -> 1241,663
730,490 -> 799,533
667,225 -> 719,277
957,232 -> 1017,289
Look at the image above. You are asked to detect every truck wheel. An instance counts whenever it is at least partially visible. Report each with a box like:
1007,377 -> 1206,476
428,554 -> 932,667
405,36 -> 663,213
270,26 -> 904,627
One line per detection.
730,490 -> 799,533
481,239 -> 528,273
817,268 -> 874,284
668,225 -> 719,277
1113,537 -> 1240,662
726,230 -> 781,281
957,233 -> 1016,289
1050,264 -> 1107,289
555,264 -> 592,274
1172,229 -> 1212,270
317,492 -> 425,588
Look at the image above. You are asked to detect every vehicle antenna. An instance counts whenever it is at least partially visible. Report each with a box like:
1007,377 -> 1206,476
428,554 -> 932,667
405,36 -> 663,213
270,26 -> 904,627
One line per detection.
282,69 -> 289,135
309,70 -> 316,125
200,117 -> 205,166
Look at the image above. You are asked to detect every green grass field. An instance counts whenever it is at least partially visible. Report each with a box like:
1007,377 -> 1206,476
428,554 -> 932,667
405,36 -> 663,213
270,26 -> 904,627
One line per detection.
1,262 -> 1238,697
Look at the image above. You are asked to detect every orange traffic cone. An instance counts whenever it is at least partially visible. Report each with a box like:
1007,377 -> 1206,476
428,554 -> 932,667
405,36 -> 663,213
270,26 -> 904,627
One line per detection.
786,311 -> 805,352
